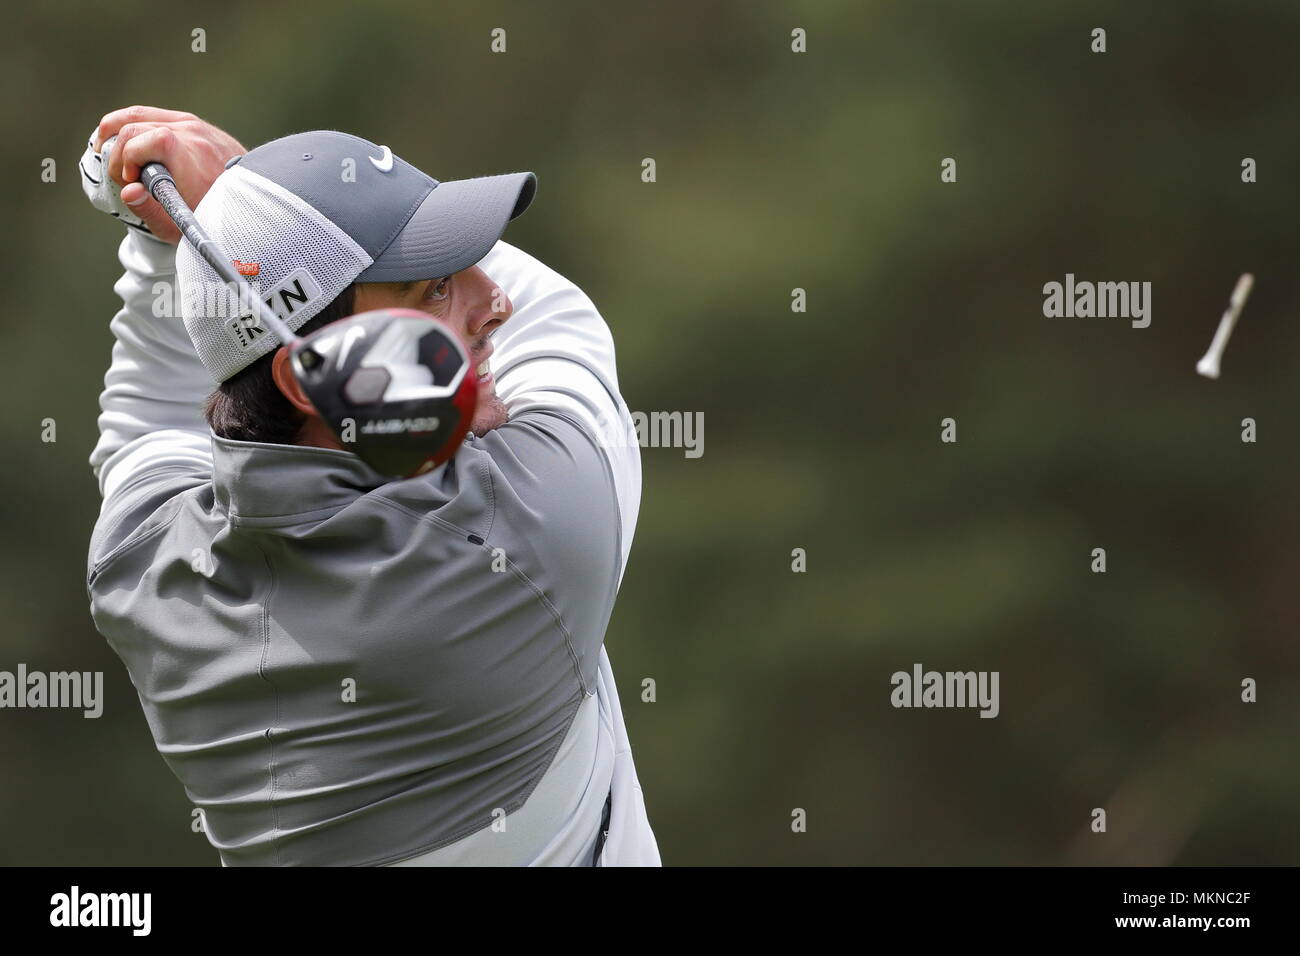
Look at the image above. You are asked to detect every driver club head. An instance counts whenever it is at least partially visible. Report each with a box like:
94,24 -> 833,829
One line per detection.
290,308 -> 479,478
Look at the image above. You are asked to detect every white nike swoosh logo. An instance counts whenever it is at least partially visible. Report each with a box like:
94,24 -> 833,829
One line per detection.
369,146 -> 394,173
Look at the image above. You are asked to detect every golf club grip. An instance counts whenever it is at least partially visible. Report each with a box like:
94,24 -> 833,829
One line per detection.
140,163 -> 207,253
138,162 -> 301,347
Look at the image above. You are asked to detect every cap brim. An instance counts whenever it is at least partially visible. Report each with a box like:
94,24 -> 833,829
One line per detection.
355,171 -> 536,283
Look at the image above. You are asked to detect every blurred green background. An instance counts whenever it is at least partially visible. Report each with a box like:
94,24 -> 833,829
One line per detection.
1,0 -> 1296,865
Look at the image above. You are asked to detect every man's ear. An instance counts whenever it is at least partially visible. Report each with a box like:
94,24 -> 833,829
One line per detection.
271,347 -> 317,415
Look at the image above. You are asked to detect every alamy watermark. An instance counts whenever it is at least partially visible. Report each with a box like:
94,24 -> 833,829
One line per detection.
151,270 -> 326,351
594,410 -> 704,458
890,663 -> 999,718
49,886 -> 150,935
1043,273 -> 1151,328
0,664 -> 103,718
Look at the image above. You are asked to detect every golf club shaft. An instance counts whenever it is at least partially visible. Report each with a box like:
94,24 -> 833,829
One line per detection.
140,162 -> 302,347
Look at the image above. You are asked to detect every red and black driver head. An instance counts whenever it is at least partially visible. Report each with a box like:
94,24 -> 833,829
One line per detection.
291,308 -> 479,477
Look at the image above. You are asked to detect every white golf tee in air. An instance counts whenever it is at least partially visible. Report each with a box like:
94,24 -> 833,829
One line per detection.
1196,273 -> 1254,379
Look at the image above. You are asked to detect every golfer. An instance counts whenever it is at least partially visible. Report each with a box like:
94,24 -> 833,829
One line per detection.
81,105 -> 660,866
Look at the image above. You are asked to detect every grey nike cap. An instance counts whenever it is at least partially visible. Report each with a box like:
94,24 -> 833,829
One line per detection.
174,130 -> 536,382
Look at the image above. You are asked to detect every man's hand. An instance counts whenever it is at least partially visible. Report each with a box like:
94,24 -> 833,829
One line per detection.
94,106 -> 246,243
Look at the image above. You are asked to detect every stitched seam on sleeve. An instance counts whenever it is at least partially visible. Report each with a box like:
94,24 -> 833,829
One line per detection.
88,498 -> 186,585
251,538 -> 284,867
478,452 -> 497,541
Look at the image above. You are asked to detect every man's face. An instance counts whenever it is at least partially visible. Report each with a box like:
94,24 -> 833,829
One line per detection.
352,265 -> 513,435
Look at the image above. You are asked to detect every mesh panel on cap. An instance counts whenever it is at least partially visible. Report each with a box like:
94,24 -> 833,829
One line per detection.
177,165 -> 373,382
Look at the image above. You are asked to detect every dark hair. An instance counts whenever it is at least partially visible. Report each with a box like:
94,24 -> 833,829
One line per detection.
204,284 -> 357,445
